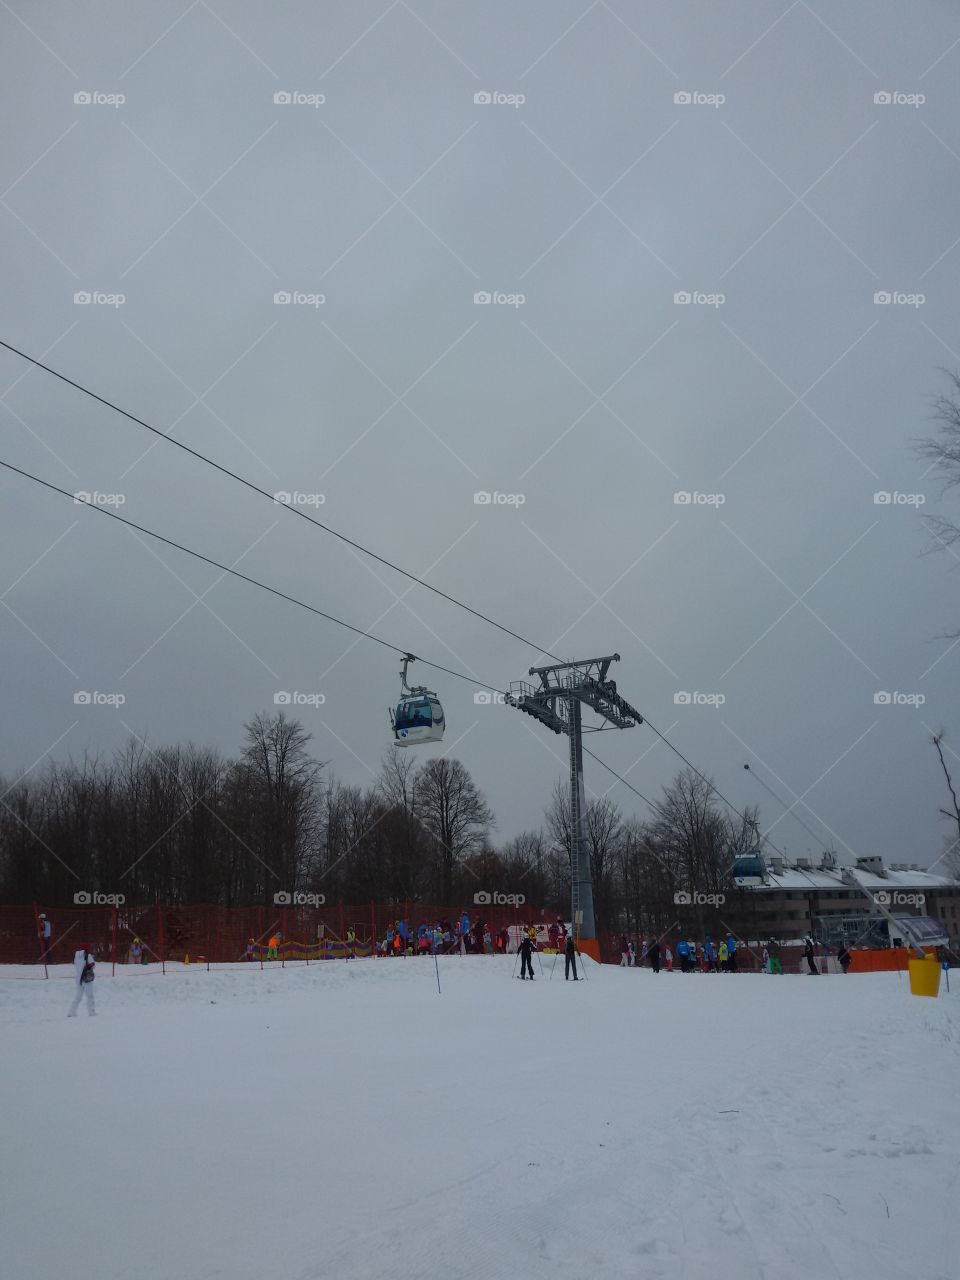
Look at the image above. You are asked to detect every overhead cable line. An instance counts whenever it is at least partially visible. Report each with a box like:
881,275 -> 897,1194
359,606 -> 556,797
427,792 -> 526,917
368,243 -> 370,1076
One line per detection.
0,458 -> 506,697
0,338 -> 563,664
0,340 -> 776,831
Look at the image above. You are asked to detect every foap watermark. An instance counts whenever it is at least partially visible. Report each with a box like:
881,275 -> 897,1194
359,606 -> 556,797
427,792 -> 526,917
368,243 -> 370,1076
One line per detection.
674,691 -> 726,707
674,890 -> 726,906
74,890 -> 126,905
74,291 -> 125,308
473,690 -> 507,705
273,90 -> 325,107
274,290 -> 325,307
474,290 -> 525,308
274,691 -> 326,708
874,691 -> 925,707
473,890 -> 526,905
474,490 -> 525,506
674,90 -> 725,108
273,490 -> 325,506
674,290 -> 725,308
874,891 -> 925,907
474,90 -> 525,108
674,490 -> 725,506
74,490 -> 126,507
874,91 -> 925,108
74,691 -> 126,707
74,90 -> 125,108
873,491 -> 925,506
274,890 -> 326,906
873,291 -> 924,308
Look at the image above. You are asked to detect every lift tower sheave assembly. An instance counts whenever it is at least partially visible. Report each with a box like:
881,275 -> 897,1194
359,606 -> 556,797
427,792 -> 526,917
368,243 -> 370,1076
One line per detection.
506,655 -> 642,954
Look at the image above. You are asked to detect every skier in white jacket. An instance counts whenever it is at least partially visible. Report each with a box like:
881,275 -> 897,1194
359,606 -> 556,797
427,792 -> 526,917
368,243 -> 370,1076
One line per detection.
68,946 -> 96,1017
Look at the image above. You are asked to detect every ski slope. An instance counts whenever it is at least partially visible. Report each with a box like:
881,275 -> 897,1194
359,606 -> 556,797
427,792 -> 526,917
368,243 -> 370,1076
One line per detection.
2,957 -> 958,1280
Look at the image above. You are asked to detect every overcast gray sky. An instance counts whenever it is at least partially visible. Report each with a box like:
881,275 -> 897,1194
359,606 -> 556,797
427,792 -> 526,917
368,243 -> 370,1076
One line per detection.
2,0 -> 960,869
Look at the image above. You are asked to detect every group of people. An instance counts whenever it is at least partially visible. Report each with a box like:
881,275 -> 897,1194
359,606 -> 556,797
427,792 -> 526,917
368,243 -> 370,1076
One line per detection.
376,915 -> 511,957
620,933 -> 744,973
618,932 -> 846,975
376,914 -> 568,958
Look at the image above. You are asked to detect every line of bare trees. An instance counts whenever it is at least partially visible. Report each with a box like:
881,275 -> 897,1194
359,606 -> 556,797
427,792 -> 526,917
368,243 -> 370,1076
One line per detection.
0,711 -> 772,939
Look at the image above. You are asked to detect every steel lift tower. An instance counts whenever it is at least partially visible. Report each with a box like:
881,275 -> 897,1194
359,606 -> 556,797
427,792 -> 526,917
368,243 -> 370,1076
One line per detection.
506,655 -> 643,955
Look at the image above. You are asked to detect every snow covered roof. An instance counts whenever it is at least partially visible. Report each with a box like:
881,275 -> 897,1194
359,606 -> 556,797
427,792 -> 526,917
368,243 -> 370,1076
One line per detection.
751,864 -> 959,892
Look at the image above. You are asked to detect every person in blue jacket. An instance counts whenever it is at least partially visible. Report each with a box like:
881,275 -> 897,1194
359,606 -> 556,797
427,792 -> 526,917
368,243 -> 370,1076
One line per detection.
726,934 -> 738,973
676,937 -> 691,972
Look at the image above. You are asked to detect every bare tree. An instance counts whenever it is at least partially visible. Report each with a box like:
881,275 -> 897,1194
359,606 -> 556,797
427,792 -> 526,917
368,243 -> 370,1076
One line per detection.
917,370 -> 960,554
931,731 -> 960,880
545,778 -> 624,932
414,758 -> 493,900
241,713 -> 325,900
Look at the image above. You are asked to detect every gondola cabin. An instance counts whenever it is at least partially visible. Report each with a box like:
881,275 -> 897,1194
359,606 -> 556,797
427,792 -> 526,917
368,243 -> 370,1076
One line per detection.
391,692 -> 445,746
731,851 -> 766,887
389,654 -> 445,746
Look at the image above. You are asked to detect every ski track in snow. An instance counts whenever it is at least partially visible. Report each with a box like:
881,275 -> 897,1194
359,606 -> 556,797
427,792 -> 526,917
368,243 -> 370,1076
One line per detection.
1,958 -> 958,1280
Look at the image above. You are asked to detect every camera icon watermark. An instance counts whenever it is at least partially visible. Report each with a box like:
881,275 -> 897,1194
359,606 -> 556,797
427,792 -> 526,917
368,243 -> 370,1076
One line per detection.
74,291 -> 125,308
473,490 -> 525,506
74,890 -> 125,905
873,490 -> 924,506
674,691 -> 725,707
73,691 -> 126,707
873,690 -> 925,707
273,290 -> 325,307
673,490 -> 725,506
873,290 -> 924,308
873,91 -> 924,108
473,90 -> 525,108
473,290 -> 525,308
674,90 -> 725,108
74,90 -> 125,108
273,691 -> 326,707
273,490 -> 325,506
674,290 -> 725,307
874,890 -> 925,906
473,889 -> 525,905
274,890 -> 326,905
74,490 -> 125,507
273,90 -> 325,107
674,890 -> 725,905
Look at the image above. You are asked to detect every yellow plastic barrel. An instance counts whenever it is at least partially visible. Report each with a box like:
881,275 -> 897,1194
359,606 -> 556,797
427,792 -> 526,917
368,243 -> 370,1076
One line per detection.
908,956 -> 941,998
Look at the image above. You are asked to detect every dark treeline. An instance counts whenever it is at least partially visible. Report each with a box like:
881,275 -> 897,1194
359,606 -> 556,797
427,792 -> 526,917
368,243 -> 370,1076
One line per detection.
0,713 -> 759,936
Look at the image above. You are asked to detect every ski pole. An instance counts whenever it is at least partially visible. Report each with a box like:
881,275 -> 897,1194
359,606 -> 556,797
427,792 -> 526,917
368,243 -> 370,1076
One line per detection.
434,949 -> 441,995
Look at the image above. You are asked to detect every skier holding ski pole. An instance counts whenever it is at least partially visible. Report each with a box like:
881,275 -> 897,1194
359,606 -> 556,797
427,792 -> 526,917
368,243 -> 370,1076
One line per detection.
518,932 -> 535,980
564,933 -> 579,981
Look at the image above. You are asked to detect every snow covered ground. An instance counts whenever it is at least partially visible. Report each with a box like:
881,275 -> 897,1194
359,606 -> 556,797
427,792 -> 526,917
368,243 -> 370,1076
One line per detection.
2,956 -> 959,1280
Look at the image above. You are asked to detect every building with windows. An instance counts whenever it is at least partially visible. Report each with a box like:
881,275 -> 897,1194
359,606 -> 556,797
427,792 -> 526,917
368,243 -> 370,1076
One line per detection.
733,852 -> 960,947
